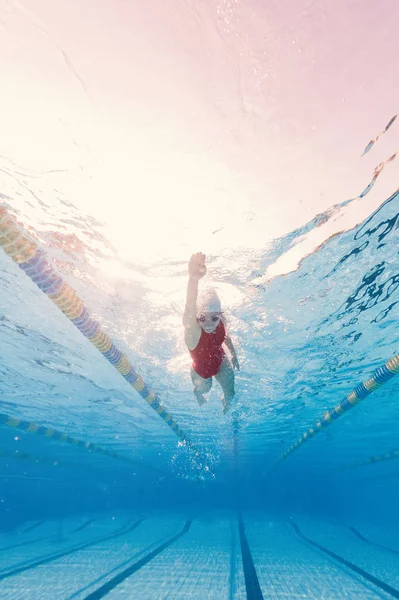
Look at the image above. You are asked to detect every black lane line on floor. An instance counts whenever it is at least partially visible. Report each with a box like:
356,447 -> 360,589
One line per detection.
1,518 -> 100,552
73,519 -> 96,533
0,535 -> 54,553
83,521 -> 192,600
21,520 -> 46,534
291,522 -> 399,599
349,526 -> 399,556
229,519 -> 238,600
0,520 -> 142,582
67,529 -> 181,600
237,514 -> 264,600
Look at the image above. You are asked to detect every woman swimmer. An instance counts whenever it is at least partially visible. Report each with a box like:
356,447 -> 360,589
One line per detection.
183,252 -> 239,414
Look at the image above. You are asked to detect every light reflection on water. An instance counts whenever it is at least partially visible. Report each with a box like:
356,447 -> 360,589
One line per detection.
0,0 -> 399,485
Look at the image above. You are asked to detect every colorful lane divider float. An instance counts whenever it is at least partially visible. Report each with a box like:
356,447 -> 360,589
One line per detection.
0,205 -> 193,451
0,411 -> 135,464
0,411 -> 162,472
0,443 -> 115,474
277,353 -> 399,464
336,447 -> 399,472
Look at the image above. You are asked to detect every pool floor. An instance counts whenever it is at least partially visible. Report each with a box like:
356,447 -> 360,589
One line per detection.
0,512 -> 398,599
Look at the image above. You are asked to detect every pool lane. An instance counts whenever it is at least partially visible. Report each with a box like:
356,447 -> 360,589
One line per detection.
242,514 -> 393,600
97,517 -> 246,600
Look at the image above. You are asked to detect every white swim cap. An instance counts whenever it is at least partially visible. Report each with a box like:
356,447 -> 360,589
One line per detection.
197,288 -> 222,314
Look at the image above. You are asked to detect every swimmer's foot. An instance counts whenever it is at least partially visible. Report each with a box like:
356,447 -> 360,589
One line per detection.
194,389 -> 207,406
222,396 -> 234,415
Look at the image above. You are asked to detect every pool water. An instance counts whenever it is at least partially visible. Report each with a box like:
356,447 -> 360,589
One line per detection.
1,0 -> 399,598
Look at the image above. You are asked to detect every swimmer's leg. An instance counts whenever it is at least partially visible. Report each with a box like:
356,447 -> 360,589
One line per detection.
191,367 -> 212,406
214,357 -> 235,414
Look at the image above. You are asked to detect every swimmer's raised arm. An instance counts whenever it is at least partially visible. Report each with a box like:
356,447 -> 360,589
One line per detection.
183,252 -> 206,330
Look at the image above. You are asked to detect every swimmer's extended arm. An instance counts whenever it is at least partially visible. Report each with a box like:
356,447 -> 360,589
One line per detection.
183,253 -> 206,327
224,334 -> 240,370
183,253 -> 206,348
183,277 -> 200,329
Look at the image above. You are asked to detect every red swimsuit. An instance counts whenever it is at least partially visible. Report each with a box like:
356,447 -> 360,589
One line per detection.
189,321 -> 226,379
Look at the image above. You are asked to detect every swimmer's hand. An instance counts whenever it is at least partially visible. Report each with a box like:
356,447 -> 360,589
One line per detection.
188,252 -> 207,280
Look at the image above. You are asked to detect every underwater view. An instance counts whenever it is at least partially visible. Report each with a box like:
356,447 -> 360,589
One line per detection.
1,0 -> 399,598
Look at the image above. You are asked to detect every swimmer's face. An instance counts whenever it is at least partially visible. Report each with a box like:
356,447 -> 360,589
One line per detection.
197,312 -> 221,333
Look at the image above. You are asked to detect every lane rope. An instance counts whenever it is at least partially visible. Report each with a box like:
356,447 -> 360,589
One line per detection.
276,353 -> 399,464
0,206 -> 193,448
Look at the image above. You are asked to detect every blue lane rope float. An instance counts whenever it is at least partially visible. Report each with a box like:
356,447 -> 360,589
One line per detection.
0,413 -> 162,473
0,443 -> 159,477
0,411 -> 138,465
0,444 -> 77,468
336,447 -> 399,472
277,353 -> 399,463
0,444 -> 106,473
0,206 -> 192,448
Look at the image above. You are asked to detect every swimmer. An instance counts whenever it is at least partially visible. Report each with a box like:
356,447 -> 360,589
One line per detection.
183,252 -> 239,414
